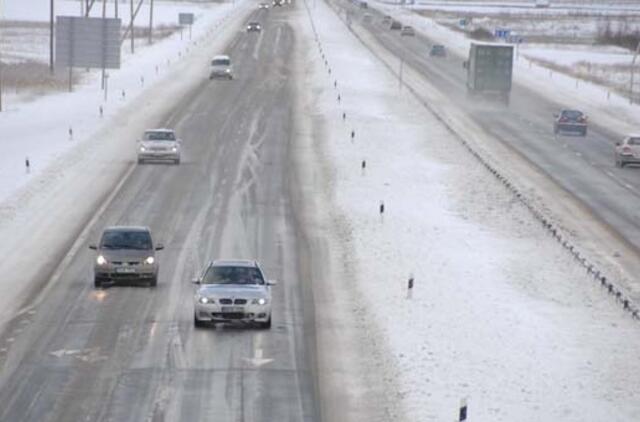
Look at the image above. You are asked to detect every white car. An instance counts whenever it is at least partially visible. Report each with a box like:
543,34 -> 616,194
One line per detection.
137,129 -> 181,164
193,260 -> 275,328
209,54 -> 233,80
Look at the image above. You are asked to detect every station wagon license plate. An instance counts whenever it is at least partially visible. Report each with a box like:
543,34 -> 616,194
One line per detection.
116,268 -> 136,273
221,307 -> 244,313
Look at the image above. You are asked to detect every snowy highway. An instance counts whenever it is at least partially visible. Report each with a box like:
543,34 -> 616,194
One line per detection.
1,0 -> 640,420
0,8 -> 323,421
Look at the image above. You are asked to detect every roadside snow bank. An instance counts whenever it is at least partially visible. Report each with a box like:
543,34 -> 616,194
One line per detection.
305,0 -> 640,420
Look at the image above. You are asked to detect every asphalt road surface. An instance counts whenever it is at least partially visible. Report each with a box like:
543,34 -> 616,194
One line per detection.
0,8 -> 321,422
342,1 -> 640,255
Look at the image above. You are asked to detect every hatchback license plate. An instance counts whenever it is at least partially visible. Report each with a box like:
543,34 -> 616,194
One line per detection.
221,306 -> 243,313
116,268 -> 136,273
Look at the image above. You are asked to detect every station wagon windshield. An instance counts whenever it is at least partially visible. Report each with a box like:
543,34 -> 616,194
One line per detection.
212,59 -> 230,66
144,131 -> 176,141
203,266 -> 265,285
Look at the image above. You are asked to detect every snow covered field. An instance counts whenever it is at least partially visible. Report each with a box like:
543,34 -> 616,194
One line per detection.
301,0 -> 640,420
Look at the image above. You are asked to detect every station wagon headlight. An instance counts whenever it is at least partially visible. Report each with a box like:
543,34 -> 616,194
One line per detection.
199,296 -> 213,304
171,147 -> 178,152
225,68 -> 231,73
145,256 -> 154,265
139,146 -> 146,151
252,298 -> 267,305
96,255 -> 107,265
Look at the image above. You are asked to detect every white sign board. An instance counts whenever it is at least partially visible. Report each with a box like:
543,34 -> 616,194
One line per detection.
179,13 -> 194,25
56,16 -> 121,69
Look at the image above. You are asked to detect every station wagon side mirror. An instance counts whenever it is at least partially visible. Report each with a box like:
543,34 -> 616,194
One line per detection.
191,277 -> 201,284
616,142 -> 621,146
155,244 -> 164,251
89,244 -> 97,250
267,279 -> 277,286
462,61 -> 468,69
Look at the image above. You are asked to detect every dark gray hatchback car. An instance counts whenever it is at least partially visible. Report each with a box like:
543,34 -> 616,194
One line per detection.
90,226 -> 163,288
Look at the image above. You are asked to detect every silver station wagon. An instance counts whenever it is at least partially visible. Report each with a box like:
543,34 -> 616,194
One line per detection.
193,260 -> 275,329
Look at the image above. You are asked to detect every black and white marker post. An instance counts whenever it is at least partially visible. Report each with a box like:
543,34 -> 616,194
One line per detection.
458,398 -> 468,421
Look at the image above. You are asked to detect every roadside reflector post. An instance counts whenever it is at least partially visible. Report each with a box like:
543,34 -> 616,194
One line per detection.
459,398 -> 468,421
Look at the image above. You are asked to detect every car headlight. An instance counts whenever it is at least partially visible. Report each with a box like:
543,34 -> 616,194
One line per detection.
199,296 -> 213,304
225,69 -> 231,73
145,256 -> 154,265
171,147 -> 178,152
96,255 -> 107,265
139,146 -> 146,152
252,298 -> 267,305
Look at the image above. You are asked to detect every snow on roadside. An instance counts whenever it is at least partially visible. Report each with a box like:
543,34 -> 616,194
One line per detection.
303,0 -> 640,420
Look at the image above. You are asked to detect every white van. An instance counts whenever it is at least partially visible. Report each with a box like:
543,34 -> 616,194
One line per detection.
209,55 -> 233,80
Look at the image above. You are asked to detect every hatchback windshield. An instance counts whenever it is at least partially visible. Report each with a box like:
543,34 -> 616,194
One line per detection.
144,131 -> 175,141
101,230 -> 152,250
203,266 -> 265,285
212,58 -> 230,66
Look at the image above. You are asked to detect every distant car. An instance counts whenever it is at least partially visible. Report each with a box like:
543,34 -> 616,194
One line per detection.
534,0 -> 550,8
272,0 -> 283,6
137,128 -> 181,164
247,22 -> 262,32
429,44 -> 446,57
90,226 -> 163,288
209,54 -> 233,79
390,20 -> 402,30
359,1 -> 368,8
193,260 -> 275,328
382,15 -> 391,25
258,2 -> 270,8
401,25 -> 415,36
615,135 -> 640,168
553,109 -> 587,136
247,22 -> 261,32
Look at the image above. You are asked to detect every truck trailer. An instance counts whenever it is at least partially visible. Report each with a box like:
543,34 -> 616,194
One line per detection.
464,42 -> 514,105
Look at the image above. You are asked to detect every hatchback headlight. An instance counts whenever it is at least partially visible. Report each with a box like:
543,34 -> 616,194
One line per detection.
252,298 -> 267,305
96,255 -> 107,265
199,296 -> 213,304
145,256 -> 154,265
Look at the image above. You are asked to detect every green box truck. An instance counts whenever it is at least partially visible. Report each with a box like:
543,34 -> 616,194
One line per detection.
464,42 -> 514,105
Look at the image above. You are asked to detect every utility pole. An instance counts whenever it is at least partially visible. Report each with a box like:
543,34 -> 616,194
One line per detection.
0,0 -> 4,112
148,0 -> 153,44
101,0 -> 106,90
50,0 -> 54,74
115,0 -> 118,18
130,0 -> 134,53
630,40 -> 640,105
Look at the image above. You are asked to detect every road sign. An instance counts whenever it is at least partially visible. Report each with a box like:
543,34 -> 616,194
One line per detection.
179,13 -> 194,25
494,28 -> 511,39
55,16 -> 121,69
